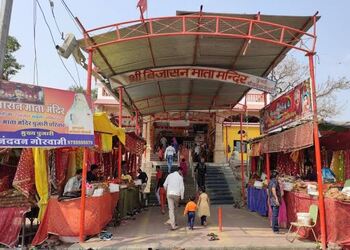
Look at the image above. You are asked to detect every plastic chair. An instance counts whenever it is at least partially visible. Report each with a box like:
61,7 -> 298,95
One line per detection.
286,204 -> 319,245
344,179 -> 350,188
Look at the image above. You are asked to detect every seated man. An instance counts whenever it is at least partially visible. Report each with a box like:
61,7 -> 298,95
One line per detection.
87,164 -> 99,182
63,169 -> 82,196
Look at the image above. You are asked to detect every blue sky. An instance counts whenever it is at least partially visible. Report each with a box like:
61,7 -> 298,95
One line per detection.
7,0 -> 350,121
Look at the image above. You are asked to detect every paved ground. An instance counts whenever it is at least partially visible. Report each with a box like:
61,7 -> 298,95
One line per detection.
69,205 -> 317,250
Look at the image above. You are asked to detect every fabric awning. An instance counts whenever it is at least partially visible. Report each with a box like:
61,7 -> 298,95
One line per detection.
261,122 -> 314,153
93,112 -> 125,145
125,132 -> 146,156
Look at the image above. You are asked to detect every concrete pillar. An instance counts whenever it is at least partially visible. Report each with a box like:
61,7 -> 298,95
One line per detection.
214,115 -> 226,164
142,116 -> 152,164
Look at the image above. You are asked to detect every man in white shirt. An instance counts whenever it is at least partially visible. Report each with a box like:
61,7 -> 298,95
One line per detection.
63,169 -> 82,196
163,169 -> 184,230
164,144 -> 176,173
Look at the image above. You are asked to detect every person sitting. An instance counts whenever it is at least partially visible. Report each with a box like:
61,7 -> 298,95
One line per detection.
63,169 -> 82,196
305,165 -> 317,181
87,164 -> 99,182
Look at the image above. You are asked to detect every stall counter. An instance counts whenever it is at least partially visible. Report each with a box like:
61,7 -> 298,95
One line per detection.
32,192 -> 119,246
285,191 -> 350,247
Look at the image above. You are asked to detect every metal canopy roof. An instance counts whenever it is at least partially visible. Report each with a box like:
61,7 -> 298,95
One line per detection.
78,11 -> 318,115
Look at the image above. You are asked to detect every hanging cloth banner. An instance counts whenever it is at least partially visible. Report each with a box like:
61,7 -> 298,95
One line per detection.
112,66 -> 276,93
33,148 -> 49,221
260,80 -> 313,133
261,122 -> 314,153
0,80 -> 94,147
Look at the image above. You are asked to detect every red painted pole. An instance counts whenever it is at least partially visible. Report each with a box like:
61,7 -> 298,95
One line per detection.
240,112 -> 245,202
266,153 -> 270,182
308,53 -> 327,250
118,86 -> 123,179
225,124 -> 228,162
79,48 -> 93,242
218,207 -> 222,232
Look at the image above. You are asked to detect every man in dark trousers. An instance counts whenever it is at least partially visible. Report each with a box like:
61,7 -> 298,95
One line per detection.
195,157 -> 207,188
137,168 -> 149,207
268,170 -> 282,233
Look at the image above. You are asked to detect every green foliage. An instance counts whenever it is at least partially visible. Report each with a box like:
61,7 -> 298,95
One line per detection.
68,85 -> 98,101
2,36 -> 23,80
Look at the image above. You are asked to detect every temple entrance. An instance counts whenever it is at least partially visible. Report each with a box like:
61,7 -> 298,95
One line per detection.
153,122 -> 214,162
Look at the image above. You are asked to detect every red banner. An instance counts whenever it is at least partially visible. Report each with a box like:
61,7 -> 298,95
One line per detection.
260,81 -> 313,133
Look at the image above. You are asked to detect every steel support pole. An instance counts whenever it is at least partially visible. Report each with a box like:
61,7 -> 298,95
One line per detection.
136,111 -> 139,135
0,0 -> 13,79
225,125 -> 228,162
266,153 -> 270,182
240,112 -> 245,202
79,48 -> 93,242
308,53 -> 327,250
118,87 -> 123,179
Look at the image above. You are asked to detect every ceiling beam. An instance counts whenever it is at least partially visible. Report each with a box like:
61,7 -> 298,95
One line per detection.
261,11 -> 318,77
75,17 -> 117,76
156,81 -> 166,112
231,12 -> 260,70
187,5 -> 203,110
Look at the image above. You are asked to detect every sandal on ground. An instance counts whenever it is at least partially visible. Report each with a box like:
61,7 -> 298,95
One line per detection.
208,236 -> 220,241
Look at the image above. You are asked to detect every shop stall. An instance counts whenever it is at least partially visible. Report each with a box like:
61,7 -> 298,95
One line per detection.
248,121 -> 350,248
0,148 -> 37,248
31,112 -> 125,246
117,132 -> 146,219
244,79 -> 350,248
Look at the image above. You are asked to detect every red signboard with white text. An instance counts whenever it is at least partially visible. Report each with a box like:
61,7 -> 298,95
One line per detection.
260,80 -> 313,133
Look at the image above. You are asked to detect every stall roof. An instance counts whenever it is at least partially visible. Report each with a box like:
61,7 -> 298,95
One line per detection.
79,11 -> 318,115
93,112 -> 125,144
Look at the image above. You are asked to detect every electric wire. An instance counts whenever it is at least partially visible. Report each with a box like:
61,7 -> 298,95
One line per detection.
48,0 -> 64,40
60,0 -> 82,34
48,0 -> 82,86
35,0 -> 80,87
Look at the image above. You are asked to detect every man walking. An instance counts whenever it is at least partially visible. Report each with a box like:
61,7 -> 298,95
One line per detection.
268,170 -> 282,233
163,168 -> 184,230
164,144 -> 176,173
195,157 -> 207,188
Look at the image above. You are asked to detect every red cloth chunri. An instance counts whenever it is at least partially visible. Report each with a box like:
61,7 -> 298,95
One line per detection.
12,149 -> 35,198
32,192 -> 119,246
0,206 -> 30,247
285,191 -> 350,248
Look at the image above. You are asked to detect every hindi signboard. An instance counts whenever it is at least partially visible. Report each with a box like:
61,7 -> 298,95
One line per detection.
0,80 -> 94,147
260,80 -> 313,133
112,66 -> 276,93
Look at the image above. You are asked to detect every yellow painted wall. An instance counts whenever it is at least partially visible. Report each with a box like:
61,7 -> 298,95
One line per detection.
223,124 -> 261,160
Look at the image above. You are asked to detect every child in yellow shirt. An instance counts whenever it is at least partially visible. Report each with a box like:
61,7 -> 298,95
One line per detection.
184,196 -> 197,230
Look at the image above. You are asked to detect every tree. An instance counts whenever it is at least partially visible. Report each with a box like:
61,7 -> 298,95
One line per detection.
268,55 -> 350,120
2,36 -> 23,80
68,85 -> 98,101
